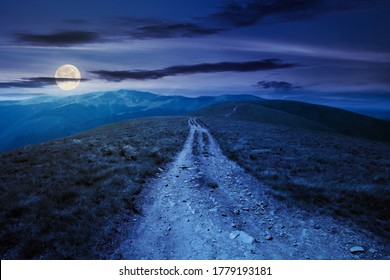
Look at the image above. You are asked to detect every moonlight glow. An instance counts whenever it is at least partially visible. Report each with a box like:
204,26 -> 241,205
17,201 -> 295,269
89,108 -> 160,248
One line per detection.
55,64 -> 81,90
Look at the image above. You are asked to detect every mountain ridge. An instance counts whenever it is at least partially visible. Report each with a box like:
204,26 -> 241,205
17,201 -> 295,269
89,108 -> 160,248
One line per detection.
0,89 -> 260,151
191,100 -> 390,143
1,89 -> 389,151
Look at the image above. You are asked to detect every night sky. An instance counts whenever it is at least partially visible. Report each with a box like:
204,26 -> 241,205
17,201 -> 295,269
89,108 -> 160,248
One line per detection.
1,0 -> 389,112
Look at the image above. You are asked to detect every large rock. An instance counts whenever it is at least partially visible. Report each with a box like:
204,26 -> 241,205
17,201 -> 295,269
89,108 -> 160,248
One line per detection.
350,246 -> 365,254
230,230 -> 255,244
239,231 -> 255,244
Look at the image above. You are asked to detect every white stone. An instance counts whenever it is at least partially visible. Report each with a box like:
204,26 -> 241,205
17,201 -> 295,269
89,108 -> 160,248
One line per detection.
230,230 -> 255,244
238,231 -> 255,244
350,246 -> 365,254
229,231 -> 240,239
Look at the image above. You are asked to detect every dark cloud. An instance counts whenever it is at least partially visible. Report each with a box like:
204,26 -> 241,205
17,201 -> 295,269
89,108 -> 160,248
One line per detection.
15,31 -> 100,46
104,17 -> 223,39
210,0 -> 388,27
10,1 -> 389,46
122,0 -> 389,40
0,77 -> 88,88
254,80 -> 301,90
129,22 -> 223,39
90,59 -> 297,81
13,21 -> 220,45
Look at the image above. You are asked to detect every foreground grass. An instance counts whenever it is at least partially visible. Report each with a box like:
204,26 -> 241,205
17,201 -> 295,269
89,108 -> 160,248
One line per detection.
201,117 -> 390,238
0,117 -> 189,259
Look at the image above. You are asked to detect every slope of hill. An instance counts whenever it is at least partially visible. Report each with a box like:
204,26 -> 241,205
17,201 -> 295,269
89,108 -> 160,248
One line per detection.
200,117 -> 390,239
0,90 -> 260,151
0,116 -> 189,259
191,100 -> 390,143
2,115 -> 388,259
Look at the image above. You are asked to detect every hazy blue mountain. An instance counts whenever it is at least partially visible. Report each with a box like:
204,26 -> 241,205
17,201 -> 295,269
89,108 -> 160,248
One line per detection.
191,100 -> 390,143
0,90 -> 260,151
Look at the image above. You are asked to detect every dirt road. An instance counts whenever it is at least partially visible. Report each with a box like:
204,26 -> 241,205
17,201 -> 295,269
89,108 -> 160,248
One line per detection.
112,118 -> 387,259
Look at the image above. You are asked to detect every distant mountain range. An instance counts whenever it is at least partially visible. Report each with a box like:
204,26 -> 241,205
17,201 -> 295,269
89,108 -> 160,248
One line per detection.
1,89 -> 389,151
192,100 -> 390,143
0,90 -> 259,151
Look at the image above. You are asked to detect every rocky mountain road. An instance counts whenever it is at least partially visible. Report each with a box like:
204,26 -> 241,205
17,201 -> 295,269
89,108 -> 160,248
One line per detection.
112,118 -> 387,259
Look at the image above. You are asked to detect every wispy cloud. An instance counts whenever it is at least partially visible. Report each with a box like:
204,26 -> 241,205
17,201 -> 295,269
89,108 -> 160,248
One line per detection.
128,22 -> 222,39
14,31 -> 100,46
0,77 -> 88,88
254,80 -> 301,90
11,21 -> 220,46
199,38 -> 390,63
11,0 -> 388,47
209,0 -> 388,27
90,59 -> 297,81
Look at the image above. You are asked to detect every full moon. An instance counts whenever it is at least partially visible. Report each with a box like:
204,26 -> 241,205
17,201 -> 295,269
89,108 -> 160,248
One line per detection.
55,64 -> 81,90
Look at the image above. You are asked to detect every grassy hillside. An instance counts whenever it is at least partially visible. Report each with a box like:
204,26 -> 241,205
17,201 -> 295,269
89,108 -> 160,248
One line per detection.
258,100 -> 390,142
191,100 -> 390,143
0,116 -> 189,259
201,117 -> 390,238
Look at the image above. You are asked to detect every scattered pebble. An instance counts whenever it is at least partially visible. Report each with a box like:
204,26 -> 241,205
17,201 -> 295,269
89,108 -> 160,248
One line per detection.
265,235 -> 273,241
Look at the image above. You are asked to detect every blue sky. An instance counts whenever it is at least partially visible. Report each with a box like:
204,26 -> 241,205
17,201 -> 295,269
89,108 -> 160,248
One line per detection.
0,0 -> 389,111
